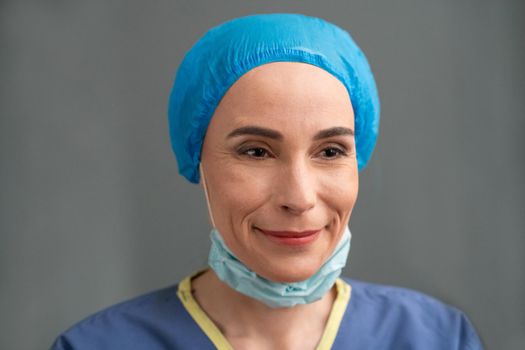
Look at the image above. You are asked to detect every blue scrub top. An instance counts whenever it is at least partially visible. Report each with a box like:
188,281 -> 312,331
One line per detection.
50,274 -> 483,349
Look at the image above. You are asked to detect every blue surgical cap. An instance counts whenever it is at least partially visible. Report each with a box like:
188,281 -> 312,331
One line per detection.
168,13 -> 380,183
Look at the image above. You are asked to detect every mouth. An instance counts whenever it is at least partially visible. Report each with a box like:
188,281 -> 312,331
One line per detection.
255,228 -> 322,246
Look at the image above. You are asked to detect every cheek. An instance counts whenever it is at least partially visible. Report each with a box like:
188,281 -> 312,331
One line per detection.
207,163 -> 273,222
321,168 -> 359,215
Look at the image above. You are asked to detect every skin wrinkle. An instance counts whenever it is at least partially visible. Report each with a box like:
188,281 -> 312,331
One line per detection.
193,61 -> 358,349
201,61 -> 357,283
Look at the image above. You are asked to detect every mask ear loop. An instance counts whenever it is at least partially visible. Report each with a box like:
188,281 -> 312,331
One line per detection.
199,162 -> 216,228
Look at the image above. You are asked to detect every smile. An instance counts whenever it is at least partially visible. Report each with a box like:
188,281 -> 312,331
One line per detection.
256,228 -> 322,246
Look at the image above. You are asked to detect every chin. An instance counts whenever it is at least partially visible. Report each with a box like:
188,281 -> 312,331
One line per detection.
259,262 -> 321,283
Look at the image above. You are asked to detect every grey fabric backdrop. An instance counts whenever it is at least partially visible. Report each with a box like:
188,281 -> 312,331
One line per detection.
1,0 -> 524,349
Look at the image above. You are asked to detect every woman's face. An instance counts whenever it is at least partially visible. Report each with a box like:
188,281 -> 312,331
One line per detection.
200,62 -> 358,283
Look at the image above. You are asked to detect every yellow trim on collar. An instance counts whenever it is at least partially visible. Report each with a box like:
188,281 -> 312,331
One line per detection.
177,271 -> 233,350
177,271 -> 352,350
315,278 -> 352,349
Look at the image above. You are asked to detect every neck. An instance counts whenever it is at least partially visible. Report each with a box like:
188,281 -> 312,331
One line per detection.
192,269 -> 336,348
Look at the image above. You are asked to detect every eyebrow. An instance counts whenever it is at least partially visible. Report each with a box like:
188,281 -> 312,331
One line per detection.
313,126 -> 354,140
227,126 -> 283,140
227,126 -> 354,140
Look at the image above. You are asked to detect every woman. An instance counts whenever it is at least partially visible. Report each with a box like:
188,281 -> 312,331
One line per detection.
51,13 -> 483,349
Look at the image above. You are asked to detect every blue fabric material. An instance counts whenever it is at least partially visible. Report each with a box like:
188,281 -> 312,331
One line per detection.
50,278 -> 484,349
208,226 -> 351,308
49,285 -> 216,350
168,13 -> 380,183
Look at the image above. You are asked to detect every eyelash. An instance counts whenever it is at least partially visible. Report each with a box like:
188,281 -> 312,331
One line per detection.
240,147 -> 272,159
236,145 -> 348,160
319,146 -> 348,159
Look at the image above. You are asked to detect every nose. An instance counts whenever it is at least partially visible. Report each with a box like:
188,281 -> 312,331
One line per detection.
274,160 -> 317,215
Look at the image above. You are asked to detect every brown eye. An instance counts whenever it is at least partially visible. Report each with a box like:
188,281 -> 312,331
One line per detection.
239,147 -> 271,159
320,147 -> 347,159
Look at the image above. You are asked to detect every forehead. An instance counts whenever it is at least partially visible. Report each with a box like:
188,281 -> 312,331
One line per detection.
210,62 -> 355,132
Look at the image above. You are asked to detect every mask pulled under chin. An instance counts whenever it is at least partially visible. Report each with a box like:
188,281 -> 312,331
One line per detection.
208,226 -> 352,308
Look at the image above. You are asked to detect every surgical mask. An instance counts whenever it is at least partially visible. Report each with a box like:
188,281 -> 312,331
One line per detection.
208,226 -> 351,308
199,163 -> 352,308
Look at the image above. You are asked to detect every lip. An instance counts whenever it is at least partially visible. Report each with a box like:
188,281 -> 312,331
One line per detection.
257,228 -> 322,246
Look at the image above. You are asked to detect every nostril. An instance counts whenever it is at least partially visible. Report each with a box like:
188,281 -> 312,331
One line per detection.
281,204 -> 298,211
280,203 -> 313,214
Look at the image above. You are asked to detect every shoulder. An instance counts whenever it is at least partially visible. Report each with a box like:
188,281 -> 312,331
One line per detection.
345,277 -> 457,315
50,283 -> 199,350
337,278 -> 483,349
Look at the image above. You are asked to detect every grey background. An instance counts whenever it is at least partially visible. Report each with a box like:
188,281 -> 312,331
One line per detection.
1,0 -> 524,349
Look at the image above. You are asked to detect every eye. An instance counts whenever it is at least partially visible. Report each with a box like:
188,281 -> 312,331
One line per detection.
318,146 -> 348,159
238,146 -> 272,159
